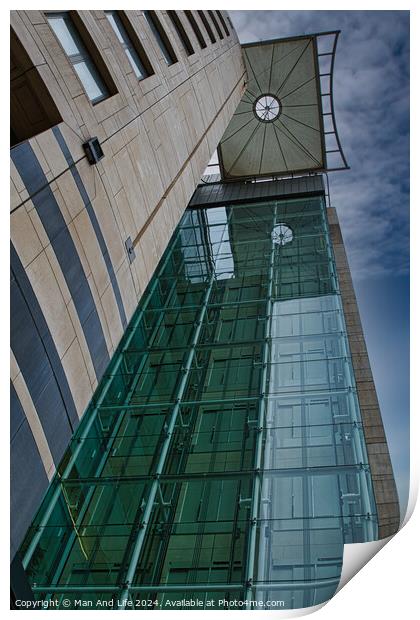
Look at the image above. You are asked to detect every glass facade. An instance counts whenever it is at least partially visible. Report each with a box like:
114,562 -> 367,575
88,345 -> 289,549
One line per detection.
19,196 -> 378,610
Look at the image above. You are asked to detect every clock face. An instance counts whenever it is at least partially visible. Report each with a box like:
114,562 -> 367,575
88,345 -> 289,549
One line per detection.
254,94 -> 282,122
271,223 -> 293,246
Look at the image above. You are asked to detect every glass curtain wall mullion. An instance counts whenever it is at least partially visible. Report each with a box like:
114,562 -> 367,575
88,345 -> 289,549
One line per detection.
21,227 -> 184,572
320,205 -> 376,540
20,196 -> 378,609
155,212 -> 242,595
244,203 -> 277,603
45,276 -> 184,591
320,199 -> 339,293
117,217 -> 232,606
207,215 -> 249,595
57,464 -> 372,489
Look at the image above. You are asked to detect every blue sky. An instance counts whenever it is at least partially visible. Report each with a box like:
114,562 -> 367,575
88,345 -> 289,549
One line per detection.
229,10 -> 410,515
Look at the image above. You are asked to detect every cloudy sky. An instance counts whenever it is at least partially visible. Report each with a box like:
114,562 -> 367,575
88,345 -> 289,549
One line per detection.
229,10 -> 410,514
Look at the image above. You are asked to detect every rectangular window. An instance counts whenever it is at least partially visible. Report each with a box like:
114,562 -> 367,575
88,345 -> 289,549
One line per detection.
216,11 -> 230,37
143,10 -> 177,66
167,11 -> 194,56
184,11 -> 206,49
197,11 -> 216,44
47,12 -> 113,104
105,11 -> 153,80
208,11 -> 224,39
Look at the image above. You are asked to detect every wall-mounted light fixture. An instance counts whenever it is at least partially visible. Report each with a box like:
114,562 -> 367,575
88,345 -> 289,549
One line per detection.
82,137 -> 104,165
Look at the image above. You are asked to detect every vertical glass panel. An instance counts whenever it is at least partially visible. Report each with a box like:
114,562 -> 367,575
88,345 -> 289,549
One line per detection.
19,196 -> 377,609
125,48 -> 144,79
106,12 -> 125,43
48,16 -> 80,56
48,13 -> 109,102
106,11 -> 150,80
73,61 -> 105,102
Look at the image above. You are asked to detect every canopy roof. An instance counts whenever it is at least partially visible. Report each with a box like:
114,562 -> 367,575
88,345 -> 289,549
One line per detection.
218,32 -> 347,180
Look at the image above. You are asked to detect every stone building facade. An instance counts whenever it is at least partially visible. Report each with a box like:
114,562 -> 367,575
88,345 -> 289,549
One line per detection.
10,9 -> 245,560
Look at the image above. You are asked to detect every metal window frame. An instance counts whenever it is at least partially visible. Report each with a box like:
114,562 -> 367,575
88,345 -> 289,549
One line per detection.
19,195 -> 378,607
47,11 -> 110,104
105,11 -> 152,81
315,31 -> 350,171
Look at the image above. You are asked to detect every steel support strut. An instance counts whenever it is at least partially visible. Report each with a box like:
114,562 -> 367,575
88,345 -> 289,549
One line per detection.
117,214 -> 231,607
244,203 -> 277,604
45,276 -> 182,594
117,275 -> 215,607
23,231 -> 182,571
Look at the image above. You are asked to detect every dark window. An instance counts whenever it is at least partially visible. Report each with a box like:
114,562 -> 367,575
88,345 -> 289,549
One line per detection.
10,28 -> 62,146
47,12 -> 116,104
227,15 -> 234,30
105,11 -> 154,80
144,10 -> 177,66
216,11 -> 230,37
167,11 -> 194,56
208,11 -> 224,39
184,11 -> 206,49
197,11 -> 216,44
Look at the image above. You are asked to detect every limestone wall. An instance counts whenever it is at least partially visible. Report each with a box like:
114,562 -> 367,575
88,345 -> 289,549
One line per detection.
10,9 -> 245,557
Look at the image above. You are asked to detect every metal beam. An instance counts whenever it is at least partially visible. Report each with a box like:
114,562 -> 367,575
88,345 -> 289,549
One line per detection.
117,272 -> 216,606
244,203 -> 277,602
22,232 -> 182,570
46,275 -> 182,591
33,576 -> 340,594
116,216 -> 233,606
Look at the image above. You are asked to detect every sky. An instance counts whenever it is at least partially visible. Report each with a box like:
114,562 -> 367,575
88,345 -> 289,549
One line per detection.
229,10 -> 410,515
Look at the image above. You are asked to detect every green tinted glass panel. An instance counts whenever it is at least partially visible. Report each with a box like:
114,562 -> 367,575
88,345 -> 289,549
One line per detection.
19,197 -> 378,610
